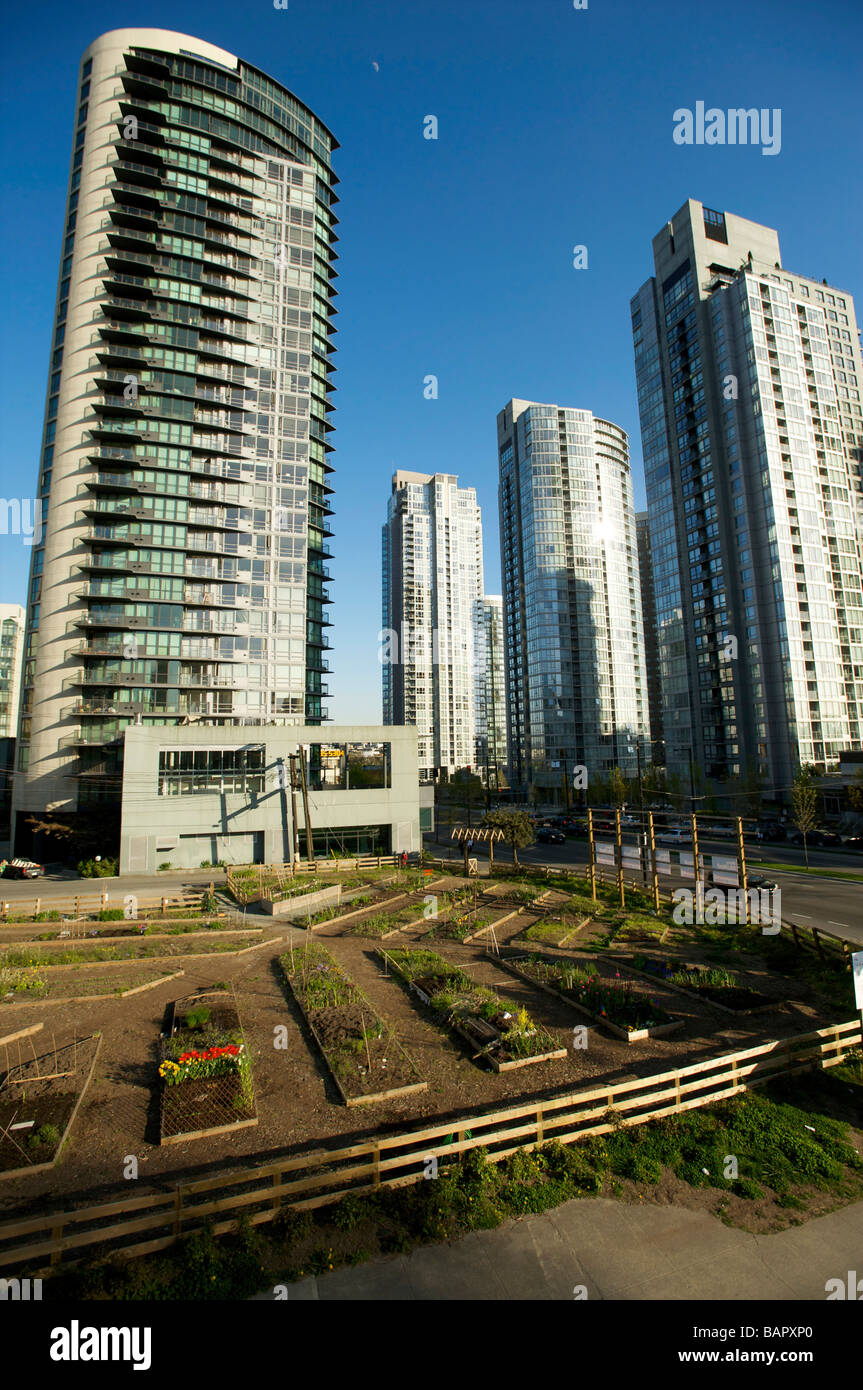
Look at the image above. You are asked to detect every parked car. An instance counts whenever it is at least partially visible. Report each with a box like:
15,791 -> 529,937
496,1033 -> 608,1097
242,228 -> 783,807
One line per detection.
656,828 -> 693,846
817,831 -> 842,847
565,819 -> 589,837
536,827 -> 565,845
1,858 -> 45,879
790,830 -> 826,848
842,836 -> 863,851
756,822 -> 787,842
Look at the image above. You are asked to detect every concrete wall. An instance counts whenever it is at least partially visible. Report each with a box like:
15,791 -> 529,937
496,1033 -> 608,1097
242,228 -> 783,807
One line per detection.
262,883 -> 341,918
119,724 -> 420,874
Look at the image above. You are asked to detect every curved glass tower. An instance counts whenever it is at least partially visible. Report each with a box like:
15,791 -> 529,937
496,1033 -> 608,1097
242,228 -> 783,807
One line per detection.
14,29 -> 338,840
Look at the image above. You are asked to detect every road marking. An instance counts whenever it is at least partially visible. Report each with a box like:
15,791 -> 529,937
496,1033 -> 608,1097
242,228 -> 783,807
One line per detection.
794,914 -> 812,919
828,921 -> 850,929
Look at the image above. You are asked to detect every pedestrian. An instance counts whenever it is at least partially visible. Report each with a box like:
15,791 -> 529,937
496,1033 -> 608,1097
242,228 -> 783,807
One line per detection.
401,850 -> 408,869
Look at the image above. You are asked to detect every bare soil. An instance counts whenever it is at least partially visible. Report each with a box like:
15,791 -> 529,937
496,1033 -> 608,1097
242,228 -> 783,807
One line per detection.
0,880 -> 851,1221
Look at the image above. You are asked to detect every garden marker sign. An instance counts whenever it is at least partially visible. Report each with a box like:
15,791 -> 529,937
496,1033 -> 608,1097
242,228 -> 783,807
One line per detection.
852,951 -> 863,1012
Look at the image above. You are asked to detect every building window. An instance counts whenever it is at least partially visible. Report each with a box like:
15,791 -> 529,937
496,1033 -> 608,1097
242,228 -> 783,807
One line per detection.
158,746 -> 266,796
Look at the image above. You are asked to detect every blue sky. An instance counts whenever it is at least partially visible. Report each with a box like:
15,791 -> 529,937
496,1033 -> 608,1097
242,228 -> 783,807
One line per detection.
1,0 -> 861,722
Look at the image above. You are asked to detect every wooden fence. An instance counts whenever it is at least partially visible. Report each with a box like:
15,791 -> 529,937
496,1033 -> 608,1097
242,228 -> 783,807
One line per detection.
226,855 -> 409,903
0,1017 -> 858,1275
0,890 -> 210,923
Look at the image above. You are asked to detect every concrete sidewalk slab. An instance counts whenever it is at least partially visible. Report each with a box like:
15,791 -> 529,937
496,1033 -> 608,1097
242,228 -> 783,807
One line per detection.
254,1195 -> 863,1301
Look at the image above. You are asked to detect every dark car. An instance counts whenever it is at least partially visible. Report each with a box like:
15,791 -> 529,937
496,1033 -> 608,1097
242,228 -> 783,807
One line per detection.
790,830 -> 825,848
2,858 -> 45,879
565,819 -> 589,838
756,822 -> 787,842
747,873 -> 778,892
536,827 -> 565,845
842,836 -> 863,851
818,831 -> 842,847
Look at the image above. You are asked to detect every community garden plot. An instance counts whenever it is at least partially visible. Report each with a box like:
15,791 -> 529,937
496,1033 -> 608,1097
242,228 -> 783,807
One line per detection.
280,941 -> 427,1106
621,953 -> 778,1016
0,1033 -> 101,1179
159,989 -> 256,1144
495,950 -> 684,1043
0,960 -> 186,1005
378,947 -> 567,1072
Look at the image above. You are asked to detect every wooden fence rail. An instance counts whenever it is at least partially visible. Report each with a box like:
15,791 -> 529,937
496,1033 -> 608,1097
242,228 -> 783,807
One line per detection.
226,855 -> 410,902
1,891 -> 208,922
0,1018 -> 858,1274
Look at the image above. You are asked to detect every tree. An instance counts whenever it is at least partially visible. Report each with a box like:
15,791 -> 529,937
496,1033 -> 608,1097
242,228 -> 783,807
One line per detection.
608,766 -> 628,809
449,768 -> 486,828
482,810 -> 535,868
791,766 -> 819,868
847,769 -> 863,813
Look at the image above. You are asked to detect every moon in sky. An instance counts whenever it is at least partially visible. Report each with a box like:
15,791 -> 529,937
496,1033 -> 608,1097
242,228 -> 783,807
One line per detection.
372,61 -> 380,71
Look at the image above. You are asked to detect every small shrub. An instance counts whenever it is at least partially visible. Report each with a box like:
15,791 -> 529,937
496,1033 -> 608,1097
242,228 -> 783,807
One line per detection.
27,1123 -> 61,1151
158,862 -> 173,872
271,1207 -> 313,1247
77,857 -> 118,878
331,1192 -> 370,1232
97,908 -> 125,922
733,1177 -> 764,1200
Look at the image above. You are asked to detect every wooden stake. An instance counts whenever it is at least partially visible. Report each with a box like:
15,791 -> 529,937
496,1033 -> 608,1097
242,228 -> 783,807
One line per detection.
615,807 -> 625,908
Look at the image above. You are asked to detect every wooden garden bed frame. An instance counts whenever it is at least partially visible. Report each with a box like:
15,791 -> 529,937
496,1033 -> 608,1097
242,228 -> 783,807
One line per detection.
280,949 -> 427,1107
0,1034 -> 103,1182
1,969 -> 186,1007
159,990 -> 257,1146
605,954 -> 781,1017
495,953 -> 684,1043
378,948 -> 568,1072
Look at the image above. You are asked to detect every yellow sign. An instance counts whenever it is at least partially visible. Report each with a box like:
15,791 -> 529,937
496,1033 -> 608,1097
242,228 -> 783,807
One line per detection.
320,747 -> 344,758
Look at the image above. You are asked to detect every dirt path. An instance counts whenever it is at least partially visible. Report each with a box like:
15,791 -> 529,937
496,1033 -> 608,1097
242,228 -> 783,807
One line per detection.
0,908 -> 843,1220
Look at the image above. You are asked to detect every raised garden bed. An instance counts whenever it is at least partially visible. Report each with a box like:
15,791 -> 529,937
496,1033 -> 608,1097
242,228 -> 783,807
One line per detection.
0,1033 -> 102,1178
23,921 -> 241,942
497,951 -> 683,1042
1,963 -> 185,1004
159,990 -> 256,1143
517,916 -> 591,947
379,947 -> 567,1072
345,904 -> 429,938
0,934 -> 264,968
280,942 -> 426,1106
420,910 -> 494,943
628,955 -> 776,1015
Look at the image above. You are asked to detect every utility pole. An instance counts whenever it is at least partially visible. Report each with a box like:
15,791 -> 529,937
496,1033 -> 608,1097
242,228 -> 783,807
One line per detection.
288,754 -> 301,867
637,743 -> 647,884
688,749 -> 697,817
297,746 -> 315,866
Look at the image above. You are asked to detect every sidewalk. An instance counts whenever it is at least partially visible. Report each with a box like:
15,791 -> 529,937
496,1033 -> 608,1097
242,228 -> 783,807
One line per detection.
254,1196 -> 863,1300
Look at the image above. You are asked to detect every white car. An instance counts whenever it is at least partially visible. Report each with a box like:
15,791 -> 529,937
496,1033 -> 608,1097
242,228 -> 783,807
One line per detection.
656,828 -> 693,846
